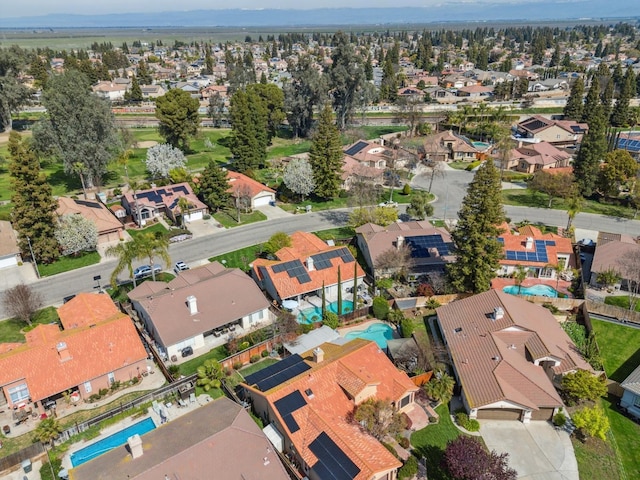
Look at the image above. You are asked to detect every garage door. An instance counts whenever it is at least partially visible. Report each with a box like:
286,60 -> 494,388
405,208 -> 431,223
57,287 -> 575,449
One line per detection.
477,408 -> 522,421
531,408 -> 555,421
253,195 -> 273,207
185,211 -> 203,221
0,256 -> 18,269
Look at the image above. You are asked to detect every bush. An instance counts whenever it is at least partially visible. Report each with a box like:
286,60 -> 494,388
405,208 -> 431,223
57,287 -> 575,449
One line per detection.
168,364 -> 180,377
455,412 -> 480,431
261,349 -> 270,357
88,394 -> 101,402
424,298 -> 441,309
131,376 -> 139,384
465,160 -> 481,171
323,311 -> 340,329
397,436 -> 410,449
250,354 -> 261,363
233,361 -> 244,370
466,419 -> 480,432
429,415 -> 439,423
372,296 -> 390,320
455,411 -> 469,426
239,341 -> 250,351
110,380 -> 121,391
398,456 -> 419,480
381,441 -> 399,459
400,318 -> 414,338
99,388 -> 109,397
553,411 -> 567,427
402,184 -> 412,195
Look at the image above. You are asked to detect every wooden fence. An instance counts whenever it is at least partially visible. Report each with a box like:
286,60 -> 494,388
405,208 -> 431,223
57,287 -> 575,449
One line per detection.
0,441 -> 44,474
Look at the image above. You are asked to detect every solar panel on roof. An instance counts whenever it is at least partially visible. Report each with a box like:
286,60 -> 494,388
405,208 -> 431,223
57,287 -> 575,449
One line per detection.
244,354 -> 311,391
173,185 -> 189,194
272,264 -> 287,273
274,390 -> 307,434
546,240 -> 556,246
309,432 -> 360,480
344,140 -> 369,156
298,273 -> 312,283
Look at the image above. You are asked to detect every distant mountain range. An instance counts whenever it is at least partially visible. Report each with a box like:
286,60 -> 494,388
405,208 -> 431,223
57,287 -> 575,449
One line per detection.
0,3 -> 635,29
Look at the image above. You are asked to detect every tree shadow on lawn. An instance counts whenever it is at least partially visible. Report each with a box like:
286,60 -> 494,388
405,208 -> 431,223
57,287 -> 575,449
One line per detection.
611,345 -> 640,383
46,166 -> 82,193
412,444 -> 448,480
502,190 -> 549,209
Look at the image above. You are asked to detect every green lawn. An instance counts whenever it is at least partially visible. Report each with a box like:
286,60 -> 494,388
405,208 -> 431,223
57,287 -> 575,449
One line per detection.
312,226 -> 356,241
502,189 -> 634,218
178,345 -> 228,376
572,429 -> 622,480
604,295 -> 640,312
38,251 -> 101,277
590,318 -> 640,382
126,222 -> 168,238
602,396 -> 640,480
238,358 -> 279,378
213,209 -> 267,228
209,244 -> 263,271
0,306 -> 59,343
411,404 -> 461,480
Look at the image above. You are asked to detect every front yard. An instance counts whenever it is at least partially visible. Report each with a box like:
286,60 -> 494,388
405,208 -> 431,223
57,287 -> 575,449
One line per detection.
0,306 -> 59,343
38,251 -> 101,277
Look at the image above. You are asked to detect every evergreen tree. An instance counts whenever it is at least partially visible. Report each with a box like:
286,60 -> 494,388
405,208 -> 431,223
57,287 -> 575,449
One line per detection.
155,88 -> 200,151
581,76 -> 600,124
128,75 -> 143,102
329,32 -> 365,130
309,105 -> 344,199
574,103 -> 607,196
198,160 -> 230,212
380,57 -> 398,102
563,77 -> 584,121
284,55 -> 327,138
136,59 -> 152,85
204,45 -> 214,76
229,89 -> 268,172
610,68 -> 634,127
8,132 -> 59,264
601,77 -> 614,121
447,158 -> 505,293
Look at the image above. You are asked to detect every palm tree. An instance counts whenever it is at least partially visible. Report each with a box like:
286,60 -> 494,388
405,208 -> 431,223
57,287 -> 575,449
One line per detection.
177,196 -> 191,228
513,265 -> 528,295
423,369 -> 455,405
34,417 -> 63,446
196,359 -> 224,391
106,241 -> 138,288
566,190 -> 584,234
134,232 -> 171,282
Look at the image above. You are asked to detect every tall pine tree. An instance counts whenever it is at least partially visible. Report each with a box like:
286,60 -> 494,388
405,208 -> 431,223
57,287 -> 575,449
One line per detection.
574,103 -> 607,196
229,89 -> 268,173
610,67 -> 635,127
309,105 -> 344,199
582,76 -> 600,124
198,160 -> 230,211
563,77 -> 584,121
447,158 -> 505,293
8,132 -> 59,264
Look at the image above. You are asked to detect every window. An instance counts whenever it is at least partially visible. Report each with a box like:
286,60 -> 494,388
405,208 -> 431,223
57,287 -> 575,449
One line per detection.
108,372 -> 115,384
84,381 -> 92,393
634,395 -> 640,408
8,384 -> 30,403
399,395 -> 411,409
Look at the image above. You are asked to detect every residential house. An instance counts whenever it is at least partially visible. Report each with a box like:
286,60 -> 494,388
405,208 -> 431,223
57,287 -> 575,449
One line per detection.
0,220 -> 21,269
92,81 -> 128,101
456,85 -> 493,99
241,338 -> 419,480
341,156 -> 385,190
121,182 -> 208,226
528,78 -> 570,92
396,86 -> 424,100
619,363 -> 640,421
504,141 -> 572,173
57,197 -> 125,244
516,115 -> 588,146
128,263 -> 272,360
227,170 -> 276,208
421,130 -> 479,162
589,233 -> 640,289
616,132 -> 640,159
343,139 -> 391,170
0,293 -> 147,412
497,224 -> 574,279
252,231 -> 366,305
436,290 -> 592,422
356,221 -> 454,279
71,397 -> 290,480
201,84 -> 228,101
139,84 -> 166,99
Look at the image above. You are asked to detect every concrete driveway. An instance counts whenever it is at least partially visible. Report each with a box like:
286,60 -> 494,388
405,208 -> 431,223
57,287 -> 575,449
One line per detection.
480,421 -> 579,480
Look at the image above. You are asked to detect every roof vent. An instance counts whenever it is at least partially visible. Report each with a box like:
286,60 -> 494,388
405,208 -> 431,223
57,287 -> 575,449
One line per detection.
57,342 -> 72,362
396,236 -> 404,249
454,327 -> 463,333
306,256 -> 315,271
305,388 -> 314,398
492,356 -> 501,361
493,307 -> 504,320
56,342 -> 67,352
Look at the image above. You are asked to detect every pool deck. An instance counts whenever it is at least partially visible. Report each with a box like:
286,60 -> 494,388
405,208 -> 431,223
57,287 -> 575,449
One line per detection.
491,277 -> 573,298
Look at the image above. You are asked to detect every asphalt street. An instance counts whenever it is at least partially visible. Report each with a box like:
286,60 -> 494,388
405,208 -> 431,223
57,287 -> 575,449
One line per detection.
2,167 -> 640,319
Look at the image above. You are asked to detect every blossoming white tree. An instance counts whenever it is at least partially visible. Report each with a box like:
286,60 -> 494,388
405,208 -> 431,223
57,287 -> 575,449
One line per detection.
145,143 -> 187,179
283,158 -> 315,201
55,214 -> 98,256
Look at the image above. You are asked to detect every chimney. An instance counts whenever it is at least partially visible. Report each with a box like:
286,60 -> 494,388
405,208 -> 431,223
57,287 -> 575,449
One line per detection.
525,237 -> 534,250
493,307 -> 504,320
186,295 -> 198,315
127,434 -> 143,459
313,347 -> 324,363
56,342 -> 72,362
306,256 -> 315,271
396,236 -> 404,249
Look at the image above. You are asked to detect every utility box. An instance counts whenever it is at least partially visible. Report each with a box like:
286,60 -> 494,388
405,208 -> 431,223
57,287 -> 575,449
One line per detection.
21,459 -> 32,473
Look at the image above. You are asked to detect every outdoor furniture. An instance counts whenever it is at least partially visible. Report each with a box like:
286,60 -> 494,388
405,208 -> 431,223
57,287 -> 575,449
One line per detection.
189,393 -> 197,404
178,399 -> 188,408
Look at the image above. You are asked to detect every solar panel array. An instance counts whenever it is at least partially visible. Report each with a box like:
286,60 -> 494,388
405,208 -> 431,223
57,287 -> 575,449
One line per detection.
271,260 -> 312,284
521,118 -> 548,131
617,137 -> 640,153
243,354 -> 311,391
311,248 -> 355,270
274,390 -> 307,433
344,141 -> 369,156
504,239 -> 554,263
309,432 -> 361,480
405,235 -> 450,258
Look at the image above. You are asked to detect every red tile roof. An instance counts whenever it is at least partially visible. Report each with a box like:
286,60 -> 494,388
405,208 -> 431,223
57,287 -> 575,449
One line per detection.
498,224 -> 574,268
57,292 -> 121,329
226,170 -> 275,198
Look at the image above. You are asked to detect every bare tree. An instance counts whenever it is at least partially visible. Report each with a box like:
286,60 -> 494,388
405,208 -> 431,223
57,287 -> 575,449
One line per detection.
348,177 -> 380,208
424,158 -> 446,193
375,244 -> 415,278
2,284 -> 43,325
232,184 -> 253,222
618,249 -> 640,313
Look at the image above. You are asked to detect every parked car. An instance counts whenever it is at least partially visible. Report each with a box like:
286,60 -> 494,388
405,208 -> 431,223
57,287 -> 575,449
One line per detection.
181,346 -> 194,358
133,264 -> 162,279
378,200 -> 399,208
174,261 -> 189,274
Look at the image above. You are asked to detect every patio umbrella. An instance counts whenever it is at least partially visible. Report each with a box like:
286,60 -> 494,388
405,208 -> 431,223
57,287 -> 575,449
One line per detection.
282,299 -> 299,310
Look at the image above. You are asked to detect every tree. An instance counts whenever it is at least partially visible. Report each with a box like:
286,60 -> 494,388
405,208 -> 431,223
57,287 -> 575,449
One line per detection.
513,265 -> 528,294
352,398 -> 406,440
155,88 -> 200,151
443,436 -> 517,480
447,159 -> 505,293
1,284 -> 43,325
561,369 -> 607,403
617,249 -> 640,313
529,170 -> 574,208
8,132 -> 60,264
55,214 -> 98,256
145,143 -> 187,179
177,196 -> 191,228
374,245 -> 414,278
207,93 -> 227,128
136,59 -> 152,84
106,241 -> 139,288
406,191 -> 434,220
323,311 -> 340,329
0,48 -> 32,132
574,102 -> 607,197
309,105 -> 344,199
596,268 -> 620,289
34,417 -> 63,446
380,56 -> 398,102
134,232 -> 171,282
565,189 -> 584,233
264,232 -> 291,255
196,359 -> 224,392
349,206 -> 398,228
284,55 -> 327,138
610,67 -> 634,127
581,76 -> 601,125
198,160 -> 230,212
598,149 -> 639,197
283,158 -> 315,201
128,75 -> 143,102
229,89 -> 268,172
395,95 -> 424,137
33,70 -> 119,188
563,77 -> 584,121
423,369 -> 455,405
572,404 -> 610,441
329,32 -> 366,130
247,83 -> 285,140
372,296 -> 390,320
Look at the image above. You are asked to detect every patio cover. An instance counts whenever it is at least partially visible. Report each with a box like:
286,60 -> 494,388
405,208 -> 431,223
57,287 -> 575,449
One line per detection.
284,325 -> 340,355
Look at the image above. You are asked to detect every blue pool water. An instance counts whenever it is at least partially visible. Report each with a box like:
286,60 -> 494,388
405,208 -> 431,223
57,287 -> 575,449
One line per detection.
344,323 -> 395,349
473,141 -> 491,149
503,284 -> 559,298
70,417 -> 156,467
297,300 -> 355,324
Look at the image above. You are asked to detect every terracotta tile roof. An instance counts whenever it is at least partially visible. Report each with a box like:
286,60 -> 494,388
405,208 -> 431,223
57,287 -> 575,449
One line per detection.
0,220 -> 20,258
226,170 -> 275,198
57,197 -> 124,235
510,141 -> 572,167
57,293 -> 121,329
436,290 -> 591,410
498,225 -> 574,268
245,339 -> 417,480
0,297 -> 146,403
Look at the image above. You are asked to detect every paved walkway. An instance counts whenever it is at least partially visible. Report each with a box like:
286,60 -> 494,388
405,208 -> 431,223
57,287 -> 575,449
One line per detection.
480,420 -> 579,480
255,204 -> 293,220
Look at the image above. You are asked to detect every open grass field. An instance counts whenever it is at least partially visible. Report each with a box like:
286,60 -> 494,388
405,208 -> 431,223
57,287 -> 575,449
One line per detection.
602,396 -> 640,480
590,318 -> 640,382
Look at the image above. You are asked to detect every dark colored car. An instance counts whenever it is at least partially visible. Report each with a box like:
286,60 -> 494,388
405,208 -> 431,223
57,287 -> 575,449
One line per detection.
181,346 -> 194,358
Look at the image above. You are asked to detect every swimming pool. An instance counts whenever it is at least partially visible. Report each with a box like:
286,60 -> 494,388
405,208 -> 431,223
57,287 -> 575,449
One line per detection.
297,300 -> 355,324
503,284 -> 560,298
70,417 -> 156,467
473,141 -> 491,149
344,323 -> 395,349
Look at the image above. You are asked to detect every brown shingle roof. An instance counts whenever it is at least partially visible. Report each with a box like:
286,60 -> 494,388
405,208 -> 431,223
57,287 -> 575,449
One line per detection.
0,220 -> 20,258
590,240 -> 640,280
57,197 -> 123,235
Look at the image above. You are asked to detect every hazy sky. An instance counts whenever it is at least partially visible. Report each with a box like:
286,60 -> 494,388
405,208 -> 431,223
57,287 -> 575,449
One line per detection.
3,0 -> 542,18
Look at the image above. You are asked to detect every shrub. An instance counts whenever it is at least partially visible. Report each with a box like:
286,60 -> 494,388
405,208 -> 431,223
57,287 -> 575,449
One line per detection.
400,318 -> 414,338
429,415 -> 439,423
398,436 -> 410,449
454,411 -> 479,431
238,341 -> 250,351
323,311 -> 340,329
232,361 -> 244,370
99,388 -> 109,397
553,411 -> 567,427
455,411 -> 469,426
261,349 -> 270,357
381,441 -> 399,459
416,283 -> 434,297
250,354 -> 261,363
110,380 -> 121,391
466,419 -> 480,432
372,296 -> 390,320
398,456 -> 419,480
131,376 -> 139,384
88,394 -> 101,402
402,184 -> 411,195
465,160 -> 481,171
424,298 -> 441,309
